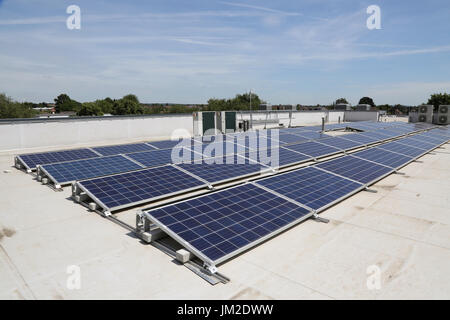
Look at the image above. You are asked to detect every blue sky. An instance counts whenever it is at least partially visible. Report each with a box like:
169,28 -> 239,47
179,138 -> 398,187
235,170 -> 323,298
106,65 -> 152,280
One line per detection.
0,0 -> 449,105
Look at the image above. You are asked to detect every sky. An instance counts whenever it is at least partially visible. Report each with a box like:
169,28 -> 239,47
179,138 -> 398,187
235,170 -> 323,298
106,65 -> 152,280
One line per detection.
0,0 -> 449,105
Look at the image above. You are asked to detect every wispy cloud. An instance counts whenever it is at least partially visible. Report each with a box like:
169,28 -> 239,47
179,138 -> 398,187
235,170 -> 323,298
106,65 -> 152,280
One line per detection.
219,1 -> 301,16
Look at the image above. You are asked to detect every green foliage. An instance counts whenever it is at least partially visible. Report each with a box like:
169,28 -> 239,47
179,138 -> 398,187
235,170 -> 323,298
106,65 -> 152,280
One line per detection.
112,94 -> 144,115
0,93 -> 37,118
335,98 -> 348,104
54,94 -> 81,113
77,102 -> 104,116
206,92 -> 262,111
358,97 -> 376,107
427,93 -> 450,109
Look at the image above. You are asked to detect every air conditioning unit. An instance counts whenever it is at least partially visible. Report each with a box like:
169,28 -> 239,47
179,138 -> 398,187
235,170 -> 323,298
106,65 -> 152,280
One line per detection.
417,105 -> 433,123
436,105 -> 449,125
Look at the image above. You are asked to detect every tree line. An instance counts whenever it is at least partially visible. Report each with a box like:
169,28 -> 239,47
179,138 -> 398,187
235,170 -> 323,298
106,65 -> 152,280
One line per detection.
1,92 -> 449,119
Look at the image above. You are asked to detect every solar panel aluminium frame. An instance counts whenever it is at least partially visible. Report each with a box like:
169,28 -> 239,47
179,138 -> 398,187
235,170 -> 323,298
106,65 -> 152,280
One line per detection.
73,164 -> 210,214
141,182 -> 315,268
253,167 -> 366,214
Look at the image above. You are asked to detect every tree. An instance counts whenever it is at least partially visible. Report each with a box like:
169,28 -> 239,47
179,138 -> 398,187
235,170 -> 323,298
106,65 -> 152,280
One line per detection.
54,94 -> 81,113
206,92 -> 263,111
77,102 -> 104,116
0,93 -> 37,118
335,98 -> 349,105
112,94 -> 144,115
358,97 -> 375,107
427,93 -> 450,110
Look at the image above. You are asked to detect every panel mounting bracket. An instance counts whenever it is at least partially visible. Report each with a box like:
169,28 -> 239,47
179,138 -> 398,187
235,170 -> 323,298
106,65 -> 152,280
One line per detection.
364,187 -> 378,193
203,262 -> 218,274
312,213 -> 329,223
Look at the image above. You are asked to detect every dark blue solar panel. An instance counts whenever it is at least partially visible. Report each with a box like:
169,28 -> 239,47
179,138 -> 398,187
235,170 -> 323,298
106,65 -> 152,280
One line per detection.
414,132 -> 449,144
18,148 -> 99,170
256,167 -> 363,211
377,141 -> 427,158
126,147 -> 195,167
78,165 -> 206,210
40,155 -> 143,184
146,183 -> 311,263
284,141 -> 341,158
176,155 -> 267,184
276,133 -> 309,144
394,136 -> 438,149
148,139 -> 185,150
233,133 -> 281,151
359,131 -> 391,141
352,148 -> 413,169
315,155 -> 393,184
245,147 -> 312,168
339,133 -> 379,145
92,143 -> 156,156
293,131 -> 331,140
318,137 -> 364,150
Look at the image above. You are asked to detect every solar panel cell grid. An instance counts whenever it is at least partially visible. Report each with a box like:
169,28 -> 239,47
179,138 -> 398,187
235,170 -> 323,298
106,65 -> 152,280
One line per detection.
147,183 -> 311,263
318,137 -> 364,150
78,165 -> 206,210
244,147 -> 312,168
377,141 -> 427,158
315,155 -> 393,184
18,148 -> 99,170
92,143 -> 156,156
176,155 -> 267,184
40,155 -> 143,184
255,167 -> 363,211
284,141 -> 341,158
352,148 -> 413,169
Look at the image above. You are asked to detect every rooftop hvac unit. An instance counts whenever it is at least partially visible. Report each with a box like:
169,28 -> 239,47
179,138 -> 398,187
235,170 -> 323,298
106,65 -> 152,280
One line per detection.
417,105 -> 433,123
436,105 -> 449,125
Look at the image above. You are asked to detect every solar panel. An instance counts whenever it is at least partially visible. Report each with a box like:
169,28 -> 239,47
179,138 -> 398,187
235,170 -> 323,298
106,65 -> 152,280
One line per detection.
394,136 -> 439,149
17,148 -> 99,171
244,147 -> 312,168
315,155 -> 393,185
77,165 -> 207,211
147,139 -> 185,150
284,141 -> 342,158
358,131 -> 392,141
276,133 -> 309,144
255,167 -> 363,211
292,131 -> 330,140
126,147 -> 194,167
176,155 -> 269,185
187,140 -> 249,158
318,137 -> 364,150
39,155 -> 143,185
377,141 -> 428,158
415,132 -> 449,143
352,148 -> 413,169
92,143 -> 156,156
145,183 -> 312,265
338,133 -> 379,145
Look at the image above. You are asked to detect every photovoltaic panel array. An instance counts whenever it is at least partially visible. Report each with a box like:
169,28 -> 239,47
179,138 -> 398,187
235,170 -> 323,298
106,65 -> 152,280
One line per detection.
244,147 -> 312,168
351,148 -> 413,169
176,155 -> 269,185
377,141 -> 429,158
127,147 -> 195,167
255,167 -> 363,211
17,148 -> 99,170
77,165 -> 207,211
315,155 -> 392,184
145,183 -> 312,264
318,137 -> 364,150
92,143 -> 156,156
338,133 -> 379,145
39,155 -> 143,185
284,141 -> 342,158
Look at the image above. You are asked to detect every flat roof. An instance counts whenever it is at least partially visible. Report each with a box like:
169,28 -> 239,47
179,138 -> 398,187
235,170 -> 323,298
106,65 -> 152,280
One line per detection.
0,120 -> 449,299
